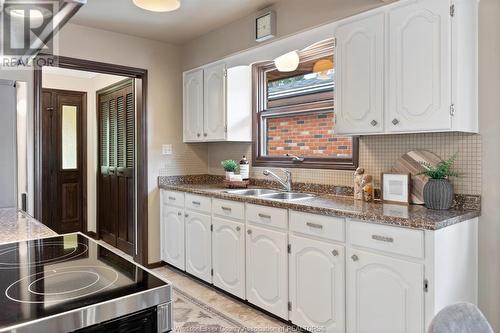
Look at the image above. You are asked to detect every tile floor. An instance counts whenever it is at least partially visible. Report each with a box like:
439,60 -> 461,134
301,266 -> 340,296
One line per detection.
97,240 -> 290,331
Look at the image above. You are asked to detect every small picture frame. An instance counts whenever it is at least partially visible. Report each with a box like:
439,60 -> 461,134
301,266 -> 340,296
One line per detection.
381,173 -> 411,204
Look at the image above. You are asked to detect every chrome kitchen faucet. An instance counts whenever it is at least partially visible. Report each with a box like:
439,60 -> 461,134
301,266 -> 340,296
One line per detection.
263,169 -> 292,192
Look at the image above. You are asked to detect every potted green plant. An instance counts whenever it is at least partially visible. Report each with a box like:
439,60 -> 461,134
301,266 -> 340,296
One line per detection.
221,160 -> 239,180
420,154 -> 460,210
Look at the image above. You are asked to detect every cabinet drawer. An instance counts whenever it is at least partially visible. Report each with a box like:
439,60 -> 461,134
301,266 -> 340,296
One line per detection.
290,211 -> 345,242
246,204 -> 287,229
185,194 -> 211,213
213,199 -> 245,220
349,220 -> 424,259
162,190 -> 185,207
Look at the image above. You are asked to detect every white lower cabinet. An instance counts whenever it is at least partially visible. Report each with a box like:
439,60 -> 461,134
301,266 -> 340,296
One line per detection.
212,217 -> 246,299
246,224 -> 289,319
289,235 -> 345,333
185,211 -> 212,283
161,204 -> 185,270
346,249 -> 424,333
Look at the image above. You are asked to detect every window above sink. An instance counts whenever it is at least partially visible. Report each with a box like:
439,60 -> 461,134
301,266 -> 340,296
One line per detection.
252,39 -> 359,170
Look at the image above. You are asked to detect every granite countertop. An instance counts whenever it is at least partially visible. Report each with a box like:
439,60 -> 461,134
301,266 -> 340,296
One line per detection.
0,208 -> 57,244
159,183 -> 480,231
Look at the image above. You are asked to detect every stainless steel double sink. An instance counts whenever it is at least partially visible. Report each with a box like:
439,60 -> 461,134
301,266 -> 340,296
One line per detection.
223,188 -> 316,201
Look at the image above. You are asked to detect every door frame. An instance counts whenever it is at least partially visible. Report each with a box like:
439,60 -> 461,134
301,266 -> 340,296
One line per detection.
41,88 -> 87,234
34,55 -> 149,266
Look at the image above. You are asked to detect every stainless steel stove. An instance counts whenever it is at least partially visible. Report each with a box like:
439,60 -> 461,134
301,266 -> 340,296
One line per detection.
0,233 -> 172,332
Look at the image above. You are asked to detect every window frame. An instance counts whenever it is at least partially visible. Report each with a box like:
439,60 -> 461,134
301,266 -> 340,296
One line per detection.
252,40 -> 359,170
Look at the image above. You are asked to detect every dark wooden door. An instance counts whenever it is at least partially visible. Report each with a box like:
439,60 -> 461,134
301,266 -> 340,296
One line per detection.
42,89 -> 86,234
98,79 -> 135,255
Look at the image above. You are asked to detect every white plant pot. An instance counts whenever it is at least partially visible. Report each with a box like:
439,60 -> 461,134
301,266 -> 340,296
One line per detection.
225,171 -> 235,180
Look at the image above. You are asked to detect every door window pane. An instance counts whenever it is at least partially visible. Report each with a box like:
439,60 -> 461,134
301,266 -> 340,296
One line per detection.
62,105 -> 77,169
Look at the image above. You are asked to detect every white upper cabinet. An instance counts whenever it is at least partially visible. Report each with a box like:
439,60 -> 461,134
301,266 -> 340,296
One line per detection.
183,69 -> 204,142
387,0 -> 451,132
204,63 -> 227,140
335,13 -> 385,135
347,249 -> 424,333
183,64 -> 252,142
335,0 -> 479,135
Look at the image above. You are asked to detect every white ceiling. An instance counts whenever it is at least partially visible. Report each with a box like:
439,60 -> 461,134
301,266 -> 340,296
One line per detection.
71,0 -> 282,45
42,66 -> 99,79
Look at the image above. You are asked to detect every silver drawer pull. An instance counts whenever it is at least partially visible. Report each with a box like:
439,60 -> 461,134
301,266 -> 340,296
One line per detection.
372,235 -> 394,243
221,206 -> 232,212
258,213 -> 271,219
192,201 -> 201,205
168,196 -> 176,201
306,222 -> 323,229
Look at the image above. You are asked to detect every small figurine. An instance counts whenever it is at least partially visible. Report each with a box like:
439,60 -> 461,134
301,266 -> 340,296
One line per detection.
361,174 -> 374,202
354,167 -> 365,200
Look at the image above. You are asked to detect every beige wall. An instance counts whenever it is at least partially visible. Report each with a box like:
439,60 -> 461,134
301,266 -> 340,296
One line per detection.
181,0 -> 386,70
478,0 -> 500,330
42,70 -> 125,233
55,24 -> 209,263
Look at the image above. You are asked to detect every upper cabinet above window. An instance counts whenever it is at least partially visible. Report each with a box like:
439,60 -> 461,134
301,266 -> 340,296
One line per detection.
335,0 -> 479,135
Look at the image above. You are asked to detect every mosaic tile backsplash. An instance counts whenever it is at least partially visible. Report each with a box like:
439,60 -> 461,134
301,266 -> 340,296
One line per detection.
206,132 -> 482,195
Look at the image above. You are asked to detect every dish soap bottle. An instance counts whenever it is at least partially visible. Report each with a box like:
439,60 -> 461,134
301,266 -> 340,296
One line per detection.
239,156 -> 250,181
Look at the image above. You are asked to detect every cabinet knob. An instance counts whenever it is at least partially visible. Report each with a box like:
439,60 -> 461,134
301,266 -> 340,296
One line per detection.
392,118 -> 400,125
247,229 -> 252,235
370,120 -> 378,127
185,213 -> 189,218
332,249 -> 339,256
351,254 -> 359,262
177,212 -> 182,216
236,226 -> 241,231
203,133 -> 208,137
197,133 -> 201,137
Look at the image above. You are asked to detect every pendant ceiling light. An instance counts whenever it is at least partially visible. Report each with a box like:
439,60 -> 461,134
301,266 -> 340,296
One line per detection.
133,0 -> 180,12
274,51 -> 300,72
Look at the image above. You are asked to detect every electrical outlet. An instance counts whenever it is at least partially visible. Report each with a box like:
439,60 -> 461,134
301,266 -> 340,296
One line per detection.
162,144 -> 173,155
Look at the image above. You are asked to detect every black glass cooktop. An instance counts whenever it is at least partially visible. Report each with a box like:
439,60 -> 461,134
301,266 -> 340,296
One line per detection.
0,233 -> 168,330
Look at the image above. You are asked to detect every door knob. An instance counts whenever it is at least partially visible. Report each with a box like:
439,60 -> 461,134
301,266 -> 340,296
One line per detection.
247,229 -> 252,235
351,254 -> 359,262
370,120 -> 378,127
185,213 -> 189,218
392,118 -> 400,125
332,249 -> 339,256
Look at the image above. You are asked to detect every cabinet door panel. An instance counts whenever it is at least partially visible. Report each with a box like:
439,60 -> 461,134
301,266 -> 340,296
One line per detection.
185,211 -> 212,283
204,63 -> 226,141
290,235 -> 345,333
335,13 -> 384,134
161,204 -> 185,270
246,224 -> 288,319
347,249 -> 424,333
387,0 -> 451,132
212,218 -> 245,299
183,69 -> 204,142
